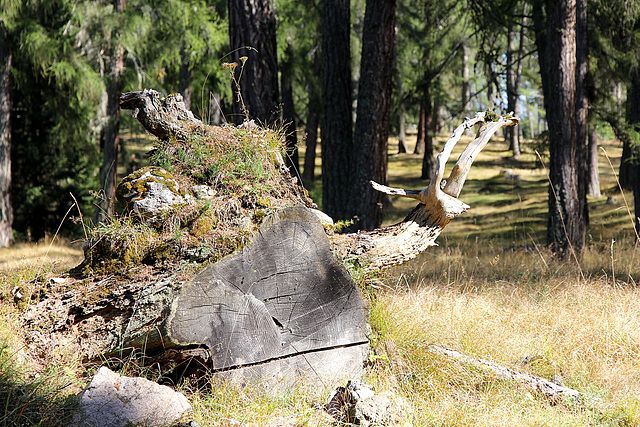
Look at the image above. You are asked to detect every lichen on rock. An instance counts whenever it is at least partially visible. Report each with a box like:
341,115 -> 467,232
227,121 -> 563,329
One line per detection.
116,166 -> 185,221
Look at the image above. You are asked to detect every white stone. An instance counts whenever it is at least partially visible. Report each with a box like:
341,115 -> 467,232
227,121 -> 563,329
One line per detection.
73,366 -> 191,427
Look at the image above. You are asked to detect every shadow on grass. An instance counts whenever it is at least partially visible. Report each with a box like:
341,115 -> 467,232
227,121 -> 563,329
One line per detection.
0,343 -> 78,426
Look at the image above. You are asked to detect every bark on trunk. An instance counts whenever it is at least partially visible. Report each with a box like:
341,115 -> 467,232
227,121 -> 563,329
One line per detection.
302,49 -> 321,185
321,0 -> 353,221
575,0 -> 589,227
350,0 -> 397,230
398,101 -> 408,154
420,90 -> 435,180
302,109 -> 319,185
533,0 -> 585,256
228,0 -> 279,125
461,43 -> 470,113
629,71 -> 640,238
505,6 -> 526,158
619,139 -> 634,190
280,45 -> 300,179
96,0 -> 125,224
414,100 -> 426,155
0,23 -> 12,247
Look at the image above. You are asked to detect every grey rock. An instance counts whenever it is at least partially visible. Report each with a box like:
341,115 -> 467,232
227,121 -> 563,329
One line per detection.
73,366 -> 191,427
116,166 -> 185,221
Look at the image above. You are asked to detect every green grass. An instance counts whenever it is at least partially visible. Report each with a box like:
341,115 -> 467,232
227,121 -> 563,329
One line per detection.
1,124 -> 639,426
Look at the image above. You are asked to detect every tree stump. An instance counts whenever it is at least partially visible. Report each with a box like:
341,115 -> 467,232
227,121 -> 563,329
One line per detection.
163,206 -> 369,383
22,90 -> 518,388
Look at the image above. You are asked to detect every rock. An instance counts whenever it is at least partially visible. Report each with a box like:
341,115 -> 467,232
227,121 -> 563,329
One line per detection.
73,366 -> 191,427
606,196 -> 617,205
116,166 -> 185,221
355,392 -> 412,427
326,381 -> 411,426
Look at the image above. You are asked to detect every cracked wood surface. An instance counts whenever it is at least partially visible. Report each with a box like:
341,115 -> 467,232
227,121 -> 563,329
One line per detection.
167,206 -> 369,382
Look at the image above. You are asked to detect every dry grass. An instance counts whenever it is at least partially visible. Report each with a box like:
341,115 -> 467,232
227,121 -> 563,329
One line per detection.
371,244 -> 640,426
0,123 -> 638,426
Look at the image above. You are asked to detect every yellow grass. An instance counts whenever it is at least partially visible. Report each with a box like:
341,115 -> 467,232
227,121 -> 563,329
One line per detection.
1,124 -> 639,425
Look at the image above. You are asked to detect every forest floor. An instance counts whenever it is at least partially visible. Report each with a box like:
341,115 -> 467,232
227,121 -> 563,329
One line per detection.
1,125 -> 639,426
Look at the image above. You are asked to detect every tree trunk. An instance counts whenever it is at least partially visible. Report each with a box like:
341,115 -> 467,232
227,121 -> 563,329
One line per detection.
321,0 -> 353,220
586,110 -> 601,198
96,0 -> 125,224
228,0 -> 279,125
350,0 -> 397,230
302,108 -> 319,185
533,0 -> 585,256
27,207 -> 369,386
461,43 -> 470,113
414,100 -> 426,155
575,0 -> 589,227
0,23 -> 12,247
302,50 -> 321,185
506,5 -> 526,158
398,101 -> 408,154
420,89 -> 435,180
628,70 -> 640,237
619,138 -> 634,190
280,44 -> 300,179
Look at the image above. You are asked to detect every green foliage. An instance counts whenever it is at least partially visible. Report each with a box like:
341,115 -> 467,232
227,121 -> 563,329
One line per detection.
133,0 -> 229,121
8,0 -> 103,241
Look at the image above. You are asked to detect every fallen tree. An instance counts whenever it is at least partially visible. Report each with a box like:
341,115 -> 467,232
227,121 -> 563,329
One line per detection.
23,90 -> 519,387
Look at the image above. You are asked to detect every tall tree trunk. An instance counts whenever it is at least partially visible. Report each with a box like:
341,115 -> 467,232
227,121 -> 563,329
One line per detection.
96,0 -> 124,224
628,70 -> 640,237
228,0 -> 279,125
533,0 -> 585,256
350,0 -> 397,230
461,42 -> 470,113
575,0 -> 589,226
0,23 -> 12,247
398,101 -> 408,153
321,0 -> 353,220
414,100 -> 426,155
506,4 -> 526,158
302,48 -> 321,185
420,88 -> 435,180
280,45 -> 299,179
586,110 -> 601,198
178,45 -> 192,112
302,108 -> 319,185
619,139 -> 634,190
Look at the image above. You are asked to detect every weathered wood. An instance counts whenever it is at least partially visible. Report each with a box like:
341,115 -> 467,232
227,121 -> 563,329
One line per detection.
25,206 -> 368,386
333,112 -> 519,271
429,345 -> 601,405
120,89 -> 204,141
165,206 -> 369,381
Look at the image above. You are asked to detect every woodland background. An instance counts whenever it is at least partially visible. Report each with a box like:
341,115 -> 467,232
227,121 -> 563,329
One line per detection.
1,0 -> 640,257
